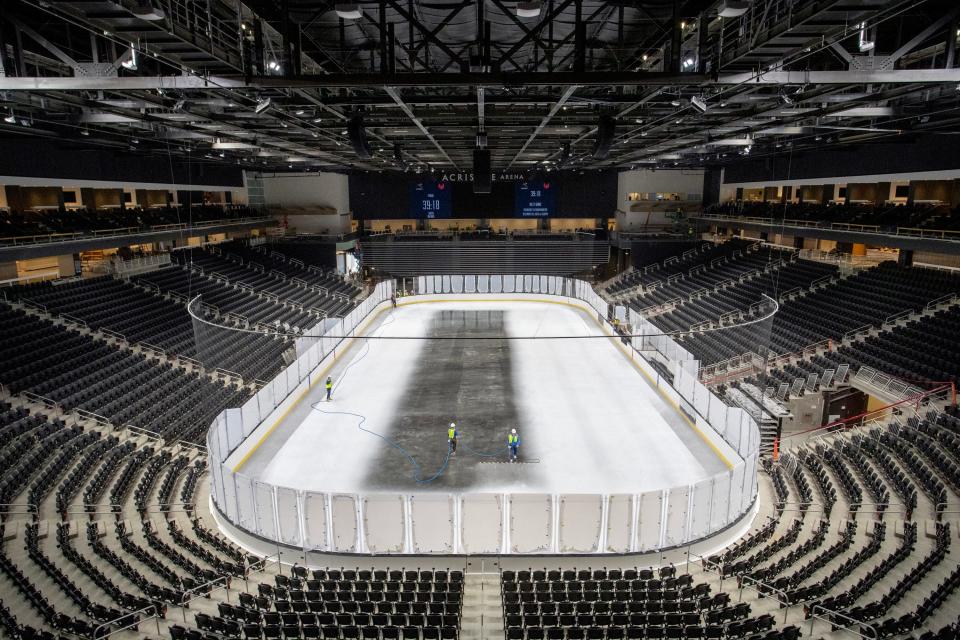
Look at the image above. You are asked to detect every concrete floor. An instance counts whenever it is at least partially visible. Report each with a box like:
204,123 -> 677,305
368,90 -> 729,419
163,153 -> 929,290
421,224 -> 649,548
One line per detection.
239,299 -> 730,494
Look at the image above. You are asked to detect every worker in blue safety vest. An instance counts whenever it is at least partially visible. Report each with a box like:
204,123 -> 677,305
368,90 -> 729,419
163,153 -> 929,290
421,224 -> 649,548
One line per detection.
448,422 -> 458,456
325,376 -> 333,401
507,429 -> 520,462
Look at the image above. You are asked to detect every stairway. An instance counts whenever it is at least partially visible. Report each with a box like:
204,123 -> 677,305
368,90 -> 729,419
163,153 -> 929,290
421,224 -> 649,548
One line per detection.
460,571 -> 504,640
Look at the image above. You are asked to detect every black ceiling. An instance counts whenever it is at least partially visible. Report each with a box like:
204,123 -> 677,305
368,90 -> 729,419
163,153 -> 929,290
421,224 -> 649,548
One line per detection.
1,0 -> 959,174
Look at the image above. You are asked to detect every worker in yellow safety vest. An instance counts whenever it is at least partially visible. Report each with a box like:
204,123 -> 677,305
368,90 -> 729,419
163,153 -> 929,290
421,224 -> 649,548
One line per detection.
507,429 -> 520,462
325,376 -> 333,401
447,422 -> 458,455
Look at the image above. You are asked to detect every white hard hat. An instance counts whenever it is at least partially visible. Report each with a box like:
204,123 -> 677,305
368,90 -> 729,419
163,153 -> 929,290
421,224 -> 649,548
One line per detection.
450,422 -> 456,428
511,428 -> 517,434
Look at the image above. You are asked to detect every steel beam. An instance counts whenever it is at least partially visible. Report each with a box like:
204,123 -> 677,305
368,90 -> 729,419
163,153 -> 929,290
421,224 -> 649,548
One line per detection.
384,86 -> 459,169
2,69 -> 960,92
506,85 -> 578,169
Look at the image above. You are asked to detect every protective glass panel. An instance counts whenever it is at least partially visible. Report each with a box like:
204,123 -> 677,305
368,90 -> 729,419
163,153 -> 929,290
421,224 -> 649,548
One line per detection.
235,473 -> 257,533
477,275 -> 489,293
276,486 -> 302,546
510,494 -> 552,553
331,494 -> 359,552
711,472 -> 732,530
363,495 -> 406,553
188,294 -> 291,387
303,491 -> 328,551
464,275 -> 477,293
410,495 -> 454,553
461,494 -> 503,554
636,490 -> 663,552
558,495 -> 602,553
222,469 -> 239,522
441,275 -> 451,293
605,495 -> 634,553
451,275 -> 464,293
689,478 -> 714,540
490,275 -> 503,293
254,481 -> 277,540
663,485 -> 690,547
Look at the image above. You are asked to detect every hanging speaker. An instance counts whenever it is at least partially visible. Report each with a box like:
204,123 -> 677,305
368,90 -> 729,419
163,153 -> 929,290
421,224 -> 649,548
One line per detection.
347,114 -> 372,159
473,149 -> 491,193
592,114 -> 617,159
393,144 -> 406,169
559,142 -> 571,167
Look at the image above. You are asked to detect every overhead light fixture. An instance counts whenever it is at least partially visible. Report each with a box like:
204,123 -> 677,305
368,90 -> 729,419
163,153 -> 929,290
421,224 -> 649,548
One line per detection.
131,1 -> 166,20
295,109 -> 305,115
516,1 -> 542,18
690,96 -> 708,113
3,110 -> 15,124
173,99 -> 186,111
682,56 -> 695,69
671,99 -> 680,107
780,92 -> 793,105
266,60 -> 280,72
335,3 -> 363,20
80,128 -> 90,136
120,45 -> 138,71
254,97 -> 272,114
716,0 -> 749,18
858,23 -> 874,52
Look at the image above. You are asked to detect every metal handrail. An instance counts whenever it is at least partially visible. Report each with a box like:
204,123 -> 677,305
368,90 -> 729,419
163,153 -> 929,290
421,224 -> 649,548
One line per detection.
92,604 -> 161,640
738,574 -> 790,624
808,604 -> 874,639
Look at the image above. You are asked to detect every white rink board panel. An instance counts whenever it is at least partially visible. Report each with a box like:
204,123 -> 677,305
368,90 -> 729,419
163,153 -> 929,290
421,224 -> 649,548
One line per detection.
636,491 -> 664,552
363,495 -> 406,553
331,494 -> 359,553
410,495 -> 455,554
511,494 -> 553,554
558,495 -> 603,553
461,494 -> 503,554
303,492 -> 328,550
605,495 -> 634,553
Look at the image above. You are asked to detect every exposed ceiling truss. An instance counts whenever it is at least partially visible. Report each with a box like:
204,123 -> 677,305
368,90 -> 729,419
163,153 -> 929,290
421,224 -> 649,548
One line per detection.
0,0 -> 958,173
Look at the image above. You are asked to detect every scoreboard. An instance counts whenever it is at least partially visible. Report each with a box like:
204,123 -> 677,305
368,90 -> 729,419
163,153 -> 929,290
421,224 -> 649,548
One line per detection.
409,179 -> 451,218
514,179 -> 555,217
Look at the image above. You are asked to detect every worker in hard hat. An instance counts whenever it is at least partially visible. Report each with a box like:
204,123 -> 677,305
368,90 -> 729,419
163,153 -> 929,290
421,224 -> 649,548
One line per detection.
325,376 -> 333,401
507,428 -> 520,462
447,421 -> 458,456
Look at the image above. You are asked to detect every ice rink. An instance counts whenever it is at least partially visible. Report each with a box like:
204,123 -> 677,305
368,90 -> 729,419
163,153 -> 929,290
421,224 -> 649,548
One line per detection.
238,299 -> 731,494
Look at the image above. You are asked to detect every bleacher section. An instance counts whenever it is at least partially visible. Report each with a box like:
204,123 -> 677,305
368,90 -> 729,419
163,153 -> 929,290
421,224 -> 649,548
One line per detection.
502,403 -> 960,640
0,306 -> 245,443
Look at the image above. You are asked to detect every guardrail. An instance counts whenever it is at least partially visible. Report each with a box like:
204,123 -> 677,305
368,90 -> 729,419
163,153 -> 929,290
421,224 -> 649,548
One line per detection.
59,313 -> 88,329
842,324 -> 875,342
926,292 -> 958,310
0,216 -> 275,248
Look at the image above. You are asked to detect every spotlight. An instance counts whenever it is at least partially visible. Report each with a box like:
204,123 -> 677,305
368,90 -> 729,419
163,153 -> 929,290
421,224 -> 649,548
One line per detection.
173,99 -> 186,111
120,45 -> 138,71
3,110 -> 15,124
690,96 -> 708,113
515,1 -> 542,18
716,0 -> 749,18
80,128 -> 90,136
254,97 -> 272,114
335,3 -> 363,20
131,1 -> 165,20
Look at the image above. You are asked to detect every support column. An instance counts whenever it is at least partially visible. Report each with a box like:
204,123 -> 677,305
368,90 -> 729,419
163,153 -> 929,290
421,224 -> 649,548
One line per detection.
821,184 -> 834,205
898,250 -> 914,267
875,182 -> 891,206
80,188 -> 96,210
4,186 -> 24,212
781,186 -> 793,204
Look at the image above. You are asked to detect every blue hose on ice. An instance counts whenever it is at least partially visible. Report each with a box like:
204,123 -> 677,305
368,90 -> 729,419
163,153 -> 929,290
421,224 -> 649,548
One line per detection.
311,306 -> 507,483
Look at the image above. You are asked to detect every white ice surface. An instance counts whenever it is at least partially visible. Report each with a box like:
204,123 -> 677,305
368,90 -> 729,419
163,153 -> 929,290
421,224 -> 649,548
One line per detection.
258,301 -> 719,494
